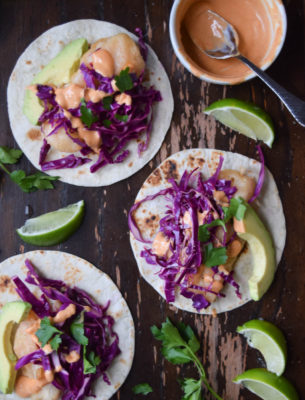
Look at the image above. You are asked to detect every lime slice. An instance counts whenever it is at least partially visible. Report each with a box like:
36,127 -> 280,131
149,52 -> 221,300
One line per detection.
233,368 -> 299,400
204,98 -> 275,147
17,200 -> 85,246
237,319 -> 287,376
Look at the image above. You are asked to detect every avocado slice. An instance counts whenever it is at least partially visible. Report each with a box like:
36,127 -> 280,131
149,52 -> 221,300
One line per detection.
0,301 -> 31,394
234,203 -> 276,301
23,38 -> 88,125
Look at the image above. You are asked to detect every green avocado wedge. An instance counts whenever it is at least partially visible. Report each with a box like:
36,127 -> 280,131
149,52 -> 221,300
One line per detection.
0,301 -> 32,394
233,201 -> 276,301
23,38 -> 88,125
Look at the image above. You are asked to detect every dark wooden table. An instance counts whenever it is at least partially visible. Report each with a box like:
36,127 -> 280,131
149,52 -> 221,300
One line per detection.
1,1 -> 304,399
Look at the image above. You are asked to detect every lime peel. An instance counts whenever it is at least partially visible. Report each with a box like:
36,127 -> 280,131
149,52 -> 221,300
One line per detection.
204,98 -> 275,147
17,200 -> 85,246
233,368 -> 299,400
237,319 -> 287,376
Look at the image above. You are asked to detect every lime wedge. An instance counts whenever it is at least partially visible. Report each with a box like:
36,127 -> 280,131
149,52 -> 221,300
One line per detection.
204,98 -> 275,147
237,319 -> 287,376
17,200 -> 85,246
233,368 -> 299,400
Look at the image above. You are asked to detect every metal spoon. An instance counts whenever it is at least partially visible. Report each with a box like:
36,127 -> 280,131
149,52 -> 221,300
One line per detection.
188,10 -> 305,127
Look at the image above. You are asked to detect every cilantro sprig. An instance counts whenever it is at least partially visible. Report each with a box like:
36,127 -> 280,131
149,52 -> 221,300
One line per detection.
0,146 -> 59,192
198,219 -> 227,242
80,98 -> 99,128
151,319 -> 223,400
132,383 -> 153,395
114,67 -> 133,92
70,314 -> 88,346
223,197 -> 247,222
83,348 -> 101,374
204,243 -> 228,267
35,317 -> 63,350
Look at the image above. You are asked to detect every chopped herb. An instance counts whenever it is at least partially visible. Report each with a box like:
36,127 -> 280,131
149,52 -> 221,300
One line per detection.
114,67 -> 133,92
0,146 -> 58,192
102,95 -> 113,111
35,317 -> 62,347
151,318 -> 223,400
103,119 -> 112,128
70,315 -> 88,346
204,243 -> 228,267
223,197 -> 247,222
50,334 -> 62,351
80,98 -> 99,128
0,146 -> 22,164
83,347 -> 101,374
115,113 -> 129,123
198,219 -> 227,242
132,383 -> 153,395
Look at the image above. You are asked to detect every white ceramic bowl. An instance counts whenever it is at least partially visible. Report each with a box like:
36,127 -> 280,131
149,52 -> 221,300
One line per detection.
169,0 -> 287,85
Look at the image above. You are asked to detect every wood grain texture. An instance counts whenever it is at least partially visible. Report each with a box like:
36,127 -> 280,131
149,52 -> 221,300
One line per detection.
0,1 -> 304,399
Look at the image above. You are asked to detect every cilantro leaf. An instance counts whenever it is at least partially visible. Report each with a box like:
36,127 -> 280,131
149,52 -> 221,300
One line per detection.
114,67 -> 133,92
10,170 -> 26,184
50,334 -> 62,351
198,220 -> 227,242
151,318 -> 195,365
222,197 -> 247,222
103,119 -> 112,128
181,378 -> 203,400
83,348 -> 101,375
9,171 -> 59,193
35,317 -> 62,347
162,347 -> 192,364
177,322 -> 200,353
204,243 -> 228,267
0,146 -> 22,164
115,113 -> 129,122
80,98 -> 99,128
132,383 -> 153,395
70,317 -> 88,346
102,95 -> 113,110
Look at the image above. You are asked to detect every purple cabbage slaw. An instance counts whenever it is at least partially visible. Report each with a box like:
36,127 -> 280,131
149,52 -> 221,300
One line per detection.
12,259 -> 120,400
36,28 -> 162,173
129,150 -> 265,311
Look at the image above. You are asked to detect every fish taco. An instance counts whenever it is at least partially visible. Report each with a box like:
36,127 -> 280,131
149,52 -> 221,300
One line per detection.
129,148 -> 286,314
7,20 -> 173,186
0,251 -> 134,399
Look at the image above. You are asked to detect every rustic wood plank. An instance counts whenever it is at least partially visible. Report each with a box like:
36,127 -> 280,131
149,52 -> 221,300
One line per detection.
0,0 -> 304,399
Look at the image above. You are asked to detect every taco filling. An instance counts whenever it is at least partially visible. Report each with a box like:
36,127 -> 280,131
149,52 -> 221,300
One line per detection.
4,259 -> 120,399
129,149 -> 265,312
27,29 -> 162,173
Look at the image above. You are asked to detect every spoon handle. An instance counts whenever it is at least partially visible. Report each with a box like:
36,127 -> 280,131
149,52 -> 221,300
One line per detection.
238,55 -> 305,127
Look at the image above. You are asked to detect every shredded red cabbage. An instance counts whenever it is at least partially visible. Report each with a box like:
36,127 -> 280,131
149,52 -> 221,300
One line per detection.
248,145 -> 265,203
41,154 -> 91,171
13,259 -> 120,400
135,27 -> 148,61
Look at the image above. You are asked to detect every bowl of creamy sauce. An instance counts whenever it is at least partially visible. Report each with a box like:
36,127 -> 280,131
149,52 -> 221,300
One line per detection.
169,0 -> 287,84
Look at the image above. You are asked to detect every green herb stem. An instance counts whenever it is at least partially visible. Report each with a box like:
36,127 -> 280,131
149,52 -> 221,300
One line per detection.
187,346 -> 223,400
0,161 -> 11,175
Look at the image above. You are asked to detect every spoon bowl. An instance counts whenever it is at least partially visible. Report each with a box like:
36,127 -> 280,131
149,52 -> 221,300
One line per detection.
189,10 -> 240,59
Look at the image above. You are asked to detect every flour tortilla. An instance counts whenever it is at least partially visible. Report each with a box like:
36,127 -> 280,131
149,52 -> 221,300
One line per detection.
0,251 -> 134,400
130,149 -> 286,314
7,20 -> 173,186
